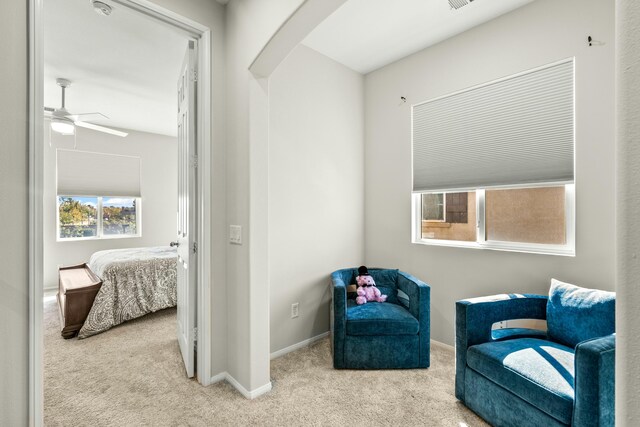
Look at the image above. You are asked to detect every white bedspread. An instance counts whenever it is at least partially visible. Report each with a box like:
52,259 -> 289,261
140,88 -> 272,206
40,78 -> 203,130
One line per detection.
78,246 -> 178,338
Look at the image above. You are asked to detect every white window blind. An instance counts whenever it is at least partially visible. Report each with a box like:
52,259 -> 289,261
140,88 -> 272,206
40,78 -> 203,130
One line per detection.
56,149 -> 141,197
412,59 -> 574,192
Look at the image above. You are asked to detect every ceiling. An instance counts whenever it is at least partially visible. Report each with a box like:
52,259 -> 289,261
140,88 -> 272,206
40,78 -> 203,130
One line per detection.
302,0 -> 535,74
43,0 -> 534,136
44,0 -> 191,137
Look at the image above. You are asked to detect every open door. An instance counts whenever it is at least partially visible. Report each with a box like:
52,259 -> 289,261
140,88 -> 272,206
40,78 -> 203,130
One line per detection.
174,40 -> 197,378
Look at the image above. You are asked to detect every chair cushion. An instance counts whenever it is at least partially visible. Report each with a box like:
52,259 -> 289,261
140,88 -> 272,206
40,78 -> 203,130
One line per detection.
368,269 -> 399,304
547,279 -> 615,348
467,338 -> 575,425
346,300 -> 419,336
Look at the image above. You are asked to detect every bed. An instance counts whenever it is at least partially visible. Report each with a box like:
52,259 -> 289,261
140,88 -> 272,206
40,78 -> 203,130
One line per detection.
77,246 -> 178,339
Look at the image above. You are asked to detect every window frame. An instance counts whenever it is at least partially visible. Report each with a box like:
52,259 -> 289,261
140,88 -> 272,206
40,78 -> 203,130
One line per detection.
56,195 -> 142,242
412,182 -> 575,256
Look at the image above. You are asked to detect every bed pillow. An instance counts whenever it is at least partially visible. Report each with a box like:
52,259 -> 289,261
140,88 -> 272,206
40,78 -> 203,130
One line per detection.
546,278 -> 615,348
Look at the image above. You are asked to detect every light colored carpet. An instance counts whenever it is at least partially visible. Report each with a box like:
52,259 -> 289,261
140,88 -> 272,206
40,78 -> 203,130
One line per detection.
44,298 -> 488,426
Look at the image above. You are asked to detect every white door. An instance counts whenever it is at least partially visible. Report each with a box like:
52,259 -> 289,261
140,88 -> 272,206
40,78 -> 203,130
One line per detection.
175,40 -> 197,378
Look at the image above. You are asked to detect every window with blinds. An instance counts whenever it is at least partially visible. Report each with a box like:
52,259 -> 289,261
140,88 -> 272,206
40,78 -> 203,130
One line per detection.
411,59 -> 575,256
56,149 -> 141,197
56,150 -> 142,240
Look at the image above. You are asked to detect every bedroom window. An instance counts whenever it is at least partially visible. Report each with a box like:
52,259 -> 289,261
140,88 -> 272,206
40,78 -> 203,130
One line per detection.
102,197 -> 138,236
56,150 -> 142,241
57,196 -> 141,241
411,59 -> 575,256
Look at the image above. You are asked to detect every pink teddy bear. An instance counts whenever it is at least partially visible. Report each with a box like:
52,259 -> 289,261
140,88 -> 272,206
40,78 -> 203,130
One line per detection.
355,266 -> 387,305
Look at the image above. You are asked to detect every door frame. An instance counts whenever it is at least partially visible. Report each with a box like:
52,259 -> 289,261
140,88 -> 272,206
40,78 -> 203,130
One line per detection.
28,0 -> 213,424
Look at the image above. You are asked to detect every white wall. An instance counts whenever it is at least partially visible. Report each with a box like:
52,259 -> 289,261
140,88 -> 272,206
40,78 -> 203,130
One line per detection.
364,0 -> 615,345
225,0 -> 304,390
268,44 -> 364,353
43,128 -> 177,290
0,0 -> 28,423
616,0 -> 640,423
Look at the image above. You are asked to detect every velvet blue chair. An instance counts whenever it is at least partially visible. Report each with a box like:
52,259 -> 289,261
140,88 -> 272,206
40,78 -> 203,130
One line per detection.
456,279 -> 615,427
331,268 -> 430,369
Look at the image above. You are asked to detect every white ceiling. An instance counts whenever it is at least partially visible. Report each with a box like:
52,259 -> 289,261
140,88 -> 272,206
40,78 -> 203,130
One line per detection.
44,0 -> 191,137
302,0 -> 535,74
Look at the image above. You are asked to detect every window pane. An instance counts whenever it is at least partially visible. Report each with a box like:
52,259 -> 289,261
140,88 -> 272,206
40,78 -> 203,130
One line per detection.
445,192 -> 468,224
422,193 -> 444,221
58,196 -> 98,239
421,191 -> 476,241
485,186 -> 565,244
103,197 -> 138,236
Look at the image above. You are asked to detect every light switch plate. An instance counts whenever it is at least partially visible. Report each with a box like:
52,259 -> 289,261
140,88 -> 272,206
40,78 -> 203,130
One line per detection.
229,225 -> 242,245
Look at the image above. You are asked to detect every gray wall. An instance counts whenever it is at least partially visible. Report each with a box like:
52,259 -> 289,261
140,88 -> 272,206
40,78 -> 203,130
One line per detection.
43,128 -> 177,290
0,0 -> 28,423
616,0 -> 640,423
224,0 -> 304,388
363,0 -> 615,345
268,44 -> 364,353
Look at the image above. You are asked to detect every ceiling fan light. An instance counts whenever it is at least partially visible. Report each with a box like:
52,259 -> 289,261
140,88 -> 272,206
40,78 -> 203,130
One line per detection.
51,119 -> 75,135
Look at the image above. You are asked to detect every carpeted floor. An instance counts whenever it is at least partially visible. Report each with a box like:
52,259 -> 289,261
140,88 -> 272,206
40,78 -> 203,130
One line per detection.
44,298 -> 487,426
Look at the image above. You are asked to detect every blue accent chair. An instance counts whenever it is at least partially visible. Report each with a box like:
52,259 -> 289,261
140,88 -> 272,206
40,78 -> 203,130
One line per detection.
331,268 -> 430,369
456,280 -> 615,427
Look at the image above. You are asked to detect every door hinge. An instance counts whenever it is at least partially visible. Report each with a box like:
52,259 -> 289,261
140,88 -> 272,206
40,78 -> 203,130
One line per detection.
191,69 -> 198,82
191,154 -> 198,168
193,241 -> 198,254
193,327 -> 198,342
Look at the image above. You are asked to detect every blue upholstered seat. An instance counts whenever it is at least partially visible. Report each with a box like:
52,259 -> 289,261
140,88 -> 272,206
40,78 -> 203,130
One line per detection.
346,300 -> 419,336
468,338 -> 575,425
331,268 -> 430,369
456,281 -> 615,427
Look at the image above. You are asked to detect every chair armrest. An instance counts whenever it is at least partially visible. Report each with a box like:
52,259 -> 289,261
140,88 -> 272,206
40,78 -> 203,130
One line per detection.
455,293 -> 548,401
331,270 -> 349,368
397,271 -> 431,367
573,334 -> 615,427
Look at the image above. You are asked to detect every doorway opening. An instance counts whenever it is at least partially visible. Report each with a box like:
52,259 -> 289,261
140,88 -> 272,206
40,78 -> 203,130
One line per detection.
29,0 -> 213,424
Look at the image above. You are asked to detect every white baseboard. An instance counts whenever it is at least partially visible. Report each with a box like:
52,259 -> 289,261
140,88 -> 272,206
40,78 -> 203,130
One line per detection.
209,372 -> 272,400
431,338 -> 454,352
209,371 -> 226,385
270,331 -> 329,360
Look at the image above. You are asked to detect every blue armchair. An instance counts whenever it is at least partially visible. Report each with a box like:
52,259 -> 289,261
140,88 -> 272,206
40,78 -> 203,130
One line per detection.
456,280 -> 615,427
331,268 -> 430,369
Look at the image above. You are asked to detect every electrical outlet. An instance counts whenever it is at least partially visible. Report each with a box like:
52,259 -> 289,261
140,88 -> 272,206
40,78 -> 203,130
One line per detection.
291,302 -> 299,318
229,225 -> 242,244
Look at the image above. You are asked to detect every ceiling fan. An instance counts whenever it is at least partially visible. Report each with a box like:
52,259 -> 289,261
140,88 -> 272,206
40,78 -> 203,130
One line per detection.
44,78 -> 128,138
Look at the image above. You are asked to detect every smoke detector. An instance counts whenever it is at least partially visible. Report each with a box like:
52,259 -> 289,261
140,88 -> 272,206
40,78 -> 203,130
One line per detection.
449,0 -> 475,10
91,0 -> 113,16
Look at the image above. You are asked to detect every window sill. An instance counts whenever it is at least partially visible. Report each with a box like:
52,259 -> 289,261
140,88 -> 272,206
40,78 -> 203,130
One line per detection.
57,234 -> 141,242
412,238 -> 575,257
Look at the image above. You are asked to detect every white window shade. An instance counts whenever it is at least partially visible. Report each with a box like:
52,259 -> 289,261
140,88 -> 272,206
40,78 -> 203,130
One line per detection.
57,149 -> 141,197
412,59 -> 574,192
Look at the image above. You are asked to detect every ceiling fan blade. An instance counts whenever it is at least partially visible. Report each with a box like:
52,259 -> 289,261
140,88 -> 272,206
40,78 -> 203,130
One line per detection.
44,106 -> 56,112
68,112 -> 109,121
75,121 -> 128,137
